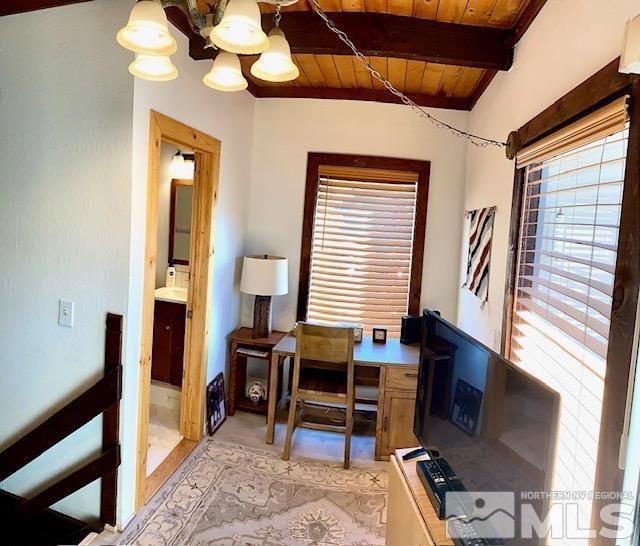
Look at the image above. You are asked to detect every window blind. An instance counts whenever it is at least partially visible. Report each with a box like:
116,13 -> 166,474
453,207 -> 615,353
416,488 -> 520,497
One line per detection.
510,101 -> 629,529
516,96 -> 628,168
307,167 -> 419,337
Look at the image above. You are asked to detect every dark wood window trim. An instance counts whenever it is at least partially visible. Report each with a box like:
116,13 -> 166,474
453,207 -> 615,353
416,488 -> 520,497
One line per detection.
503,58 -> 640,538
297,152 -> 430,323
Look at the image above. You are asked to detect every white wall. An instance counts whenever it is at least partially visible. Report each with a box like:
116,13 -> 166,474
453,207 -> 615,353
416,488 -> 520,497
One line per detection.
243,99 -> 470,331
121,23 -> 255,524
458,0 -> 640,347
0,0 -> 134,522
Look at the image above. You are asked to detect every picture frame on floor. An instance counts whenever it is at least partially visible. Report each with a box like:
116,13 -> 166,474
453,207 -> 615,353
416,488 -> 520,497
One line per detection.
206,372 -> 226,435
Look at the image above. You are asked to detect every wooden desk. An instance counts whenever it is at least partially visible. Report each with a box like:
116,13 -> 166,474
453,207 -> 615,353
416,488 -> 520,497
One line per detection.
386,448 -> 453,546
266,335 -> 432,459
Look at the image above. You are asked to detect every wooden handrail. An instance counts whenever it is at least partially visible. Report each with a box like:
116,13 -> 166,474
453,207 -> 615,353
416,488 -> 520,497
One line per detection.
0,313 -> 123,528
11,447 -> 121,520
0,365 -> 121,483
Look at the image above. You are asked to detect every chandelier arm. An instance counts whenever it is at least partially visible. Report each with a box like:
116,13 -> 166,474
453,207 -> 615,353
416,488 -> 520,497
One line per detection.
161,0 -> 207,33
306,0 -> 506,149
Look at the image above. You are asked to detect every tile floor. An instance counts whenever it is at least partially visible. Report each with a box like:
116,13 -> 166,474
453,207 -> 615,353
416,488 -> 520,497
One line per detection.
146,381 -> 182,476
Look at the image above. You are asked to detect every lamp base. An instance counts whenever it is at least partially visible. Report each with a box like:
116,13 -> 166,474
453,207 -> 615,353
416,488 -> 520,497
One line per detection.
252,295 -> 272,338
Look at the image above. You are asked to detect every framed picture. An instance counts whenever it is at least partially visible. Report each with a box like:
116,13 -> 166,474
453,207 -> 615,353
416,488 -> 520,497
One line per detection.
372,326 -> 388,344
337,322 -> 363,343
206,372 -> 226,435
450,378 -> 483,435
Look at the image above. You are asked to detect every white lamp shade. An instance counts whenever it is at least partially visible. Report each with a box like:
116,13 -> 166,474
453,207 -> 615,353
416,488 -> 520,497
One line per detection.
210,0 -> 268,55
117,0 -> 177,56
241,255 -> 288,296
129,54 -> 178,81
202,52 -> 248,92
250,27 -> 300,83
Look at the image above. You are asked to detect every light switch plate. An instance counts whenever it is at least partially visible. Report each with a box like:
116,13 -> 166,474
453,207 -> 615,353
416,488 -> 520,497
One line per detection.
59,300 -> 74,327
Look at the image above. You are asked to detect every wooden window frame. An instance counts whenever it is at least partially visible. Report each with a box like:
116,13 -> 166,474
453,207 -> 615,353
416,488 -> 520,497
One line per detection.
503,59 -> 640,538
297,152 -> 430,323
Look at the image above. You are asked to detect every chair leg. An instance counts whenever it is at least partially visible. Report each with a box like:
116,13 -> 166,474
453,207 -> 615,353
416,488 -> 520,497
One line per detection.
344,401 -> 354,469
282,394 -> 298,461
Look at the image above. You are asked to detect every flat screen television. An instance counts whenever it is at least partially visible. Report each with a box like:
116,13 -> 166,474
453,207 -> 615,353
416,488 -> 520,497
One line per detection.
414,310 -> 560,544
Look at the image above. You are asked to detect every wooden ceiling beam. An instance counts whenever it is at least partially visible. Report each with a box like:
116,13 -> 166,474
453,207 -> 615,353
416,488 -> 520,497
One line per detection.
251,86 -> 472,111
1,0 -> 90,16
183,12 -> 514,71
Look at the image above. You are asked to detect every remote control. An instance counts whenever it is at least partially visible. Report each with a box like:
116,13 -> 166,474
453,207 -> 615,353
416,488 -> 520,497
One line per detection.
402,447 -> 428,461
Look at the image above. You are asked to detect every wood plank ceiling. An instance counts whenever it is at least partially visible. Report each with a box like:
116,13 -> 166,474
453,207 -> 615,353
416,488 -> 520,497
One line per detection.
2,0 -> 548,110
253,0 -> 522,108
181,0 -> 548,110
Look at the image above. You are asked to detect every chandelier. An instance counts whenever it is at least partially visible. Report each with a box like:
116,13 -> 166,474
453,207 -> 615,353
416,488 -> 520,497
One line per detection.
116,0 -> 298,89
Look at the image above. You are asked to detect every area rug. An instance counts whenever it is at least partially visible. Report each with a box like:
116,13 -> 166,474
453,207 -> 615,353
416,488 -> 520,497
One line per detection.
120,439 -> 388,546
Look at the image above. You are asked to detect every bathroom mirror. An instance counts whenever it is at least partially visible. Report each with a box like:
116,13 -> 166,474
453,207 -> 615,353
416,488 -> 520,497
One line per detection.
169,179 -> 193,265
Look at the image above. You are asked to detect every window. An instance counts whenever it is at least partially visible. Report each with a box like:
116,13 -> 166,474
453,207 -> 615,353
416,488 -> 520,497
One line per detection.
298,154 -> 430,337
511,97 -> 629,532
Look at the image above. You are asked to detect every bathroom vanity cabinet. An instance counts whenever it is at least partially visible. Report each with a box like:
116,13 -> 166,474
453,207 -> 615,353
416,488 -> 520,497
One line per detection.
152,300 -> 186,387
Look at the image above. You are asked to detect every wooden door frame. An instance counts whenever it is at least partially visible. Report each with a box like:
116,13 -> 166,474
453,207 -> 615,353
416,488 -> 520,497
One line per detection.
134,111 -> 220,511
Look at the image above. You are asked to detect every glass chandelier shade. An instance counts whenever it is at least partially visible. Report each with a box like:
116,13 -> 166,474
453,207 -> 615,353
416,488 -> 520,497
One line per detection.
250,27 -> 299,82
117,0 -> 177,56
128,54 -> 178,81
202,52 -> 248,92
209,0 -> 269,55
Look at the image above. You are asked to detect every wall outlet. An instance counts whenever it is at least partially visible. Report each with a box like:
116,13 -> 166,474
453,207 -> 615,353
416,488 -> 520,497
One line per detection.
58,300 -> 74,327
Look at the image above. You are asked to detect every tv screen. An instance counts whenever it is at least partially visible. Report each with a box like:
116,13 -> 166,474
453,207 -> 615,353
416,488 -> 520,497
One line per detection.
414,310 -> 560,543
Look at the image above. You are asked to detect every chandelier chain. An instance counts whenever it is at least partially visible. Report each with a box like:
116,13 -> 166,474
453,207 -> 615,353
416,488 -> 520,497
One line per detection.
274,3 -> 282,26
306,0 -> 506,148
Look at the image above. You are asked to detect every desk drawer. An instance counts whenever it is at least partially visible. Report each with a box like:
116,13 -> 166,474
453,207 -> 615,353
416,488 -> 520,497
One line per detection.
385,367 -> 419,391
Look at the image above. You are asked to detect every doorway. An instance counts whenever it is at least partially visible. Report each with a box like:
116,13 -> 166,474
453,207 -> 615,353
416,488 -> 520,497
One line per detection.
135,111 -> 220,510
146,143 -> 193,479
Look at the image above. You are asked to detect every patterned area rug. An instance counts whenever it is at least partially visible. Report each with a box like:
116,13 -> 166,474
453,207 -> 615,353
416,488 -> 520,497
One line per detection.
120,439 -> 388,546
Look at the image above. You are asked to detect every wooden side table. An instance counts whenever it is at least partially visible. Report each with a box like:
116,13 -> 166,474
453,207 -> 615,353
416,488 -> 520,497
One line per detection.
227,327 -> 287,417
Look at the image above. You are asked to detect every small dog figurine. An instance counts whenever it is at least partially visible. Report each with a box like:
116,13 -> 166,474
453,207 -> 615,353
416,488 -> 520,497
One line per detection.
247,380 -> 266,404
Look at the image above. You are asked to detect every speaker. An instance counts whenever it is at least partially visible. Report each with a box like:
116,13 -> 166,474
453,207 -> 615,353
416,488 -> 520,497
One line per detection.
400,315 -> 422,345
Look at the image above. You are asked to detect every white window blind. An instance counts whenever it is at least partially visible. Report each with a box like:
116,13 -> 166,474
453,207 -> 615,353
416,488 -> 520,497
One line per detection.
511,99 -> 629,537
306,166 -> 420,337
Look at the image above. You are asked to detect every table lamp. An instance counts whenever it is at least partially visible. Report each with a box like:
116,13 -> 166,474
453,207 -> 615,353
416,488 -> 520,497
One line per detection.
240,255 -> 288,338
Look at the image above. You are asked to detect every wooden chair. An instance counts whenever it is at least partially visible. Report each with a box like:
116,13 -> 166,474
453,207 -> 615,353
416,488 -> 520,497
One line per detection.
282,323 -> 355,469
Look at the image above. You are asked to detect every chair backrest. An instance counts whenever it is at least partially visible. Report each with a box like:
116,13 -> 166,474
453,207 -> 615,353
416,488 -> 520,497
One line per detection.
295,322 -> 354,367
